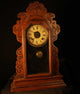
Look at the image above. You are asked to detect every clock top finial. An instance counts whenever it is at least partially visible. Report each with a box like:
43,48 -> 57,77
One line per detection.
26,1 -> 47,16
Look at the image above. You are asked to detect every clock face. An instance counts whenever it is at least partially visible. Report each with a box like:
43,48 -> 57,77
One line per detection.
27,24 -> 48,47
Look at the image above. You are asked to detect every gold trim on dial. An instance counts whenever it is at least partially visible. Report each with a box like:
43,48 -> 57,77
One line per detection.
27,24 -> 48,47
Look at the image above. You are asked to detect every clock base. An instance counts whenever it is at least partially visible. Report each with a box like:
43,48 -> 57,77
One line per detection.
11,75 -> 66,92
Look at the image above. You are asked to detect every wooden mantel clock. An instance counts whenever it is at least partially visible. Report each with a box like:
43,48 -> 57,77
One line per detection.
11,1 -> 66,92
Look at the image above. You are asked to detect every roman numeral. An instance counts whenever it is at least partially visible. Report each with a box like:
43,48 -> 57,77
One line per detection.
29,37 -> 34,41
28,33 -> 32,35
42,38 -> 45,40
33,27 -> 35,30
36,41 -> 38,44
42,31 -> 45,33
43,34 -> 46,36
36,26 -> 38,29
40,40 -> 42,42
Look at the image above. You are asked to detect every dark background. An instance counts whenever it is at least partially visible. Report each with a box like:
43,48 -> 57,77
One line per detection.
0,0 -> 80,93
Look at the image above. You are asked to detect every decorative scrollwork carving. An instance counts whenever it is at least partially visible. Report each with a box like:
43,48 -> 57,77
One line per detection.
16,61 -> 23,73
15,46 -> 24,78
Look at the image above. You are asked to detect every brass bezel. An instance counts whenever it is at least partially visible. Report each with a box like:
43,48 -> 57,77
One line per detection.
26,24 -> 49,47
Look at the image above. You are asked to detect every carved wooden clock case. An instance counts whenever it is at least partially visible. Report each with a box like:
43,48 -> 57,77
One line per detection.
11,1 -> 66,92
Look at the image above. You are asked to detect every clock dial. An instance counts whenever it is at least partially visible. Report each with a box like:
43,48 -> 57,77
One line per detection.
27,24 -> 48,47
